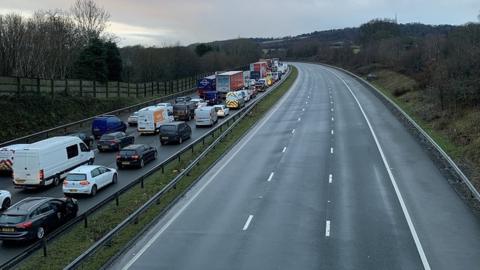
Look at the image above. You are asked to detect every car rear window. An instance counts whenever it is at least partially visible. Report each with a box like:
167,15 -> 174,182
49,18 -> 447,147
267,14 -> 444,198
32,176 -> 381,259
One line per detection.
0,214 -> 26,224
120,150 -> 137,156
66,173 -> 87,181
160,125 -> 177,133
174,105 -> 187,110
100,135 -> 115,140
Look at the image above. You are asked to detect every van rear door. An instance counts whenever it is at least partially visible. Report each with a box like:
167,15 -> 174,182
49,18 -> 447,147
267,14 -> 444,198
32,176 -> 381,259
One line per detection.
13,151 -> 40,185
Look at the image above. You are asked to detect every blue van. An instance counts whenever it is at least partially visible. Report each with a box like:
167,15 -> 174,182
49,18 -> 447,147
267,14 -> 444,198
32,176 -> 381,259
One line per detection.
91,115 -> 127,138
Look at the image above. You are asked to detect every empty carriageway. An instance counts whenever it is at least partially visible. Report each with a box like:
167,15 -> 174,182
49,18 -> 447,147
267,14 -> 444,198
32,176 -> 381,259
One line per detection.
111,63 -> 480,270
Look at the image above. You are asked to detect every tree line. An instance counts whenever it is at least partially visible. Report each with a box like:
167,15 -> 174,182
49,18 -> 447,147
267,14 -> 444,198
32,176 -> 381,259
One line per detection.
279,19 -> 480,113
0,0 -> 261,83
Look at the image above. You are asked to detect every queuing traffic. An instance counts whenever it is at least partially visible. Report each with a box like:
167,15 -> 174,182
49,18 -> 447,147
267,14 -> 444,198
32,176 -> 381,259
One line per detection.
0,58 -> 287,242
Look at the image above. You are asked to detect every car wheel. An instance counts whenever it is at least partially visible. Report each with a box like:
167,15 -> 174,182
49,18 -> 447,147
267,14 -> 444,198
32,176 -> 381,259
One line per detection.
88,158 -> 94,165
179,137 -> 183,144
2,198 -> 11,210
112,174 -> 118,184
36,227 -> 45,240
140,159 -> 145,168
160,140 -> 165,145
117,164 -> 123,170
90,185 -> 97,196
153,151 -> 158,160
53,176 -> 61,186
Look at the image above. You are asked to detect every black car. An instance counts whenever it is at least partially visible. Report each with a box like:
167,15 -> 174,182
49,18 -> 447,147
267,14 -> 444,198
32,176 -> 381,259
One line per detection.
116,144 -> 157,169
175,96 -> 192,103
69,132 -> 95,148
159,122 -> 192,145
97,132 -> 135,152
0,197 -> 78,241
173,102 -> 196,121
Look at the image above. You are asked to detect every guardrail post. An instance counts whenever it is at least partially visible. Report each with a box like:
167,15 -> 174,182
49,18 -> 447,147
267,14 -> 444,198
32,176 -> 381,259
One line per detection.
141,177 -> 144,188
115,193 -> 119,206
51,79 -> 54,97
177,154 -> 181,163
84,215 -> 88,228
42,239 -> 47,257
106,81 -> 109,98
191,145 -> 194,153
202,137 -> 205,146
79,80 -> 83,97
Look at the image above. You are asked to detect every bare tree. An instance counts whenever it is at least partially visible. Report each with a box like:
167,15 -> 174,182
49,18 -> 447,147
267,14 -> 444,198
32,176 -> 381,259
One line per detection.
71,0 -> 110,44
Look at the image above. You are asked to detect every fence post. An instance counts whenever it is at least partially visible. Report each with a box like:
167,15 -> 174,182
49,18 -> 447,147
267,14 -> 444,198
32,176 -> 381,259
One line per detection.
106,81 -> 109,98
164,81 -> 167,95
51,79 -> 54,97
79,80 -> 83,97
16,77 -> 21,95
144,83 -> 147,97
37,78 -> 41,94
127,83 -> 130,97
136,83 -> 139,98
117,81 -> 121,97
65,79 -> 68,95
93,81 -> 97,98
176,79 -> 179,92
157,82 -> 160,95
151,82 -> 154,96
170,81 -> 173,94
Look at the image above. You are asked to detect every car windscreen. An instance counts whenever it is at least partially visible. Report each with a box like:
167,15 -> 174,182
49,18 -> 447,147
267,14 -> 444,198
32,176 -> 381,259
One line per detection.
66,173 -> 87,181
174,105 -> 187,110
214,107 -> 221,112
100,135 -> 116,140
0,214 -> 26,224
160,125 -> 177,133
119,150 -> 137,156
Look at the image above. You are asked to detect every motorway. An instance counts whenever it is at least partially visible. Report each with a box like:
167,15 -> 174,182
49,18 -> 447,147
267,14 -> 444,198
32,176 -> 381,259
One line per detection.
0,87 -> 272,263
111,63 -> 480,270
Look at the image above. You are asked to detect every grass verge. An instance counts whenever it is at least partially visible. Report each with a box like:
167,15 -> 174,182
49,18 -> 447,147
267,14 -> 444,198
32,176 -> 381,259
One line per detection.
16,66 -> 298,270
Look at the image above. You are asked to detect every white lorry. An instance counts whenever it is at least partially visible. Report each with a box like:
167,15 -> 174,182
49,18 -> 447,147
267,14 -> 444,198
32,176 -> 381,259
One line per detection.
137,106 -> 173,134
13,136 -> 95,188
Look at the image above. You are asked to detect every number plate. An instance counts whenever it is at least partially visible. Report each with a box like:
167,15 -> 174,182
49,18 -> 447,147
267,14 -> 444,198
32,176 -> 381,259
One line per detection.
1,227 -> 14,232
69,189 -> 78,193
161,137 -> 169,140
122,162 -> 130,165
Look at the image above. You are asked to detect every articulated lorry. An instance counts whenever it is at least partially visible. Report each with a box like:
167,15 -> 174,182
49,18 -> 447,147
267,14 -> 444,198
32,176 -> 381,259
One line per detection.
216,71 -> 244,99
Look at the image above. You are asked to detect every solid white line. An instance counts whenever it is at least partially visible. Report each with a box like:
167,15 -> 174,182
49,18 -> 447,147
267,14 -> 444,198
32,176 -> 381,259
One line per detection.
121,67 -> 300,270
282,147 -> 287,153
292,129 -> 295,134
329,174 -> 333,184
325,220 -> 331,237
243,215 -> 254,231
330,147 -> 334,154
326,68 -> 431,270
267,172 -> 274,182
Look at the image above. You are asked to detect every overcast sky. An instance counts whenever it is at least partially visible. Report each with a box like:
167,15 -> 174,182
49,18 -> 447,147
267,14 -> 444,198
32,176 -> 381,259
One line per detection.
1,0 -> 479,46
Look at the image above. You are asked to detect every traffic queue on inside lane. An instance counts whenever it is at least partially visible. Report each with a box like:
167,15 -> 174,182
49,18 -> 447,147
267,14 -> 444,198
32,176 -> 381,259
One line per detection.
0,58 -> 287,242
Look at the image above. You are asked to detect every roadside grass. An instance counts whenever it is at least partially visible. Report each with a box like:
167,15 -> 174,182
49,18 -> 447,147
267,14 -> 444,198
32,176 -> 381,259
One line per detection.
16,67 -> 298,270
368,69 -> 480,190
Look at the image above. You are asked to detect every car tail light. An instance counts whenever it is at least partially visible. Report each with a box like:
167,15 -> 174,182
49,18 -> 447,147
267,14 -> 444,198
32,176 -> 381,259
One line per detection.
116,154 -> 121,159
16,221 -> 32,229
39,170 -> 44,180
79,180 -> 90,186
63,180 -> 69,186
131,155 -> 139,159
110,141 -> 116,145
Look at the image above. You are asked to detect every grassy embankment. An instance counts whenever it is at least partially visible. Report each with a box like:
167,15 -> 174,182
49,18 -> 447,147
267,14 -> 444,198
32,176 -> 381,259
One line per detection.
17,67 -> 298,270
369,69 -> 480,188
0,95 -> 156,143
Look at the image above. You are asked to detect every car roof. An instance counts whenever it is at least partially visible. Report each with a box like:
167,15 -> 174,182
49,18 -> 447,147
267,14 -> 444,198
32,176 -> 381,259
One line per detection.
94,115 -> 117,120
161,121 -> 183,126
21,136 -> 81,150
122,144 -> 148,150
4,197 -> 53,215
103,132 -> 122,136
69,165 -> 103,173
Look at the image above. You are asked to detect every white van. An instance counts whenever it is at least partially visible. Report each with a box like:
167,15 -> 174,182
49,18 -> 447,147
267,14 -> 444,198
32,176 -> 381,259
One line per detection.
137,106 -> 173,134
13,136 -> 95,188
194,106 -> 218,127
0,144 -> 29,174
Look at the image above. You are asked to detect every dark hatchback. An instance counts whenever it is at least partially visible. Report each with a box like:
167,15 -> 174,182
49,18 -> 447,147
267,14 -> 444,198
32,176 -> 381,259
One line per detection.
69,132 -> 95,148
159,122 -> 192,145
97,132 -> 135,152
116,144 -> 157,169
0,197 -> 78,241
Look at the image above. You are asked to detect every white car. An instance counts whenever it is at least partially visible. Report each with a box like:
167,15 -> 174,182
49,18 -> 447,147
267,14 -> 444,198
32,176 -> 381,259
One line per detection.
213,105 -> 230,118
0,190 -> 11,210
190,98 -> 205,108
156,103 -> 173,113
63,165 -> 117,196
127,111 -> 139,126
240,90 -> 251,102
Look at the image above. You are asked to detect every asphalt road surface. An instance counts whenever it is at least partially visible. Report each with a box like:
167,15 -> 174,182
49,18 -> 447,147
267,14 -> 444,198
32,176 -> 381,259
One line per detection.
0,88 -> 273,264
111,63 -> 480,270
